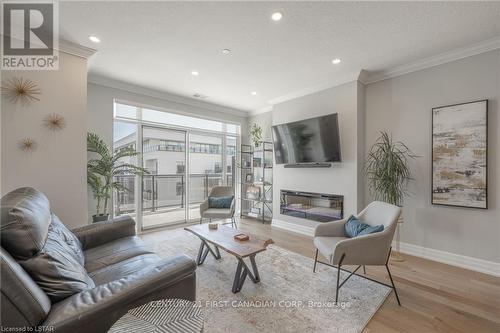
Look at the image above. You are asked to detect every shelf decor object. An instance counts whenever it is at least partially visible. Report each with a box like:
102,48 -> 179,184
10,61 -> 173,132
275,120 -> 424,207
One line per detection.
240,141 -> 273,223
432,100 -> 488,209
1,77 -> 41,105
250,123 -> 263,147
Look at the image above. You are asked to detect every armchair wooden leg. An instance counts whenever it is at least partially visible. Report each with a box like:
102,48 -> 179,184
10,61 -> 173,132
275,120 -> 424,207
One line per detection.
335,254 -> 346,303
363,265 -> 366,275
313,249 -> 318,273
232,216 -> 237,229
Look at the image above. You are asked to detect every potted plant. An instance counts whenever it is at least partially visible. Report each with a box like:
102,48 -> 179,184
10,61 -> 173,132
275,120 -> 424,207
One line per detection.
87,132 -> 148,222
250,123 -> 263,148
365,131 -> 417,260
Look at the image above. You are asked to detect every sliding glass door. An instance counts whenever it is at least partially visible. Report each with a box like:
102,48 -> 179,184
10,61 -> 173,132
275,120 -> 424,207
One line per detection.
113,101 -> 240,230
141,126 -> 187,229
187,133 -> 224,221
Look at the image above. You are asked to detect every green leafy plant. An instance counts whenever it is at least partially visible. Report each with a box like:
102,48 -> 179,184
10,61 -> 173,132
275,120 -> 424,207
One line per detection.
365,132 -> 417,206
87,132 -> 148,220
250,123 -> 263,147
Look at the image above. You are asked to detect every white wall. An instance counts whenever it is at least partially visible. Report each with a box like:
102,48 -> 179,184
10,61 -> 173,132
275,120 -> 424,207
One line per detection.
1,52 -> 89,229
365,50 -> 499,263
272,80 -> 365,229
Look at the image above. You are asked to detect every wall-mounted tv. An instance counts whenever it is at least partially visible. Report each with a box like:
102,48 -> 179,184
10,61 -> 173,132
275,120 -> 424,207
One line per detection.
271,113 -> 341,165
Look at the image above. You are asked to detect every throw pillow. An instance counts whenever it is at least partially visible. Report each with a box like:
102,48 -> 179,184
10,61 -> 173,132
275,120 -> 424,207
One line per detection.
19,228 -> 95,302
344,215 -> 384,238
50,213 -> 85,266
209,196 -> 234,209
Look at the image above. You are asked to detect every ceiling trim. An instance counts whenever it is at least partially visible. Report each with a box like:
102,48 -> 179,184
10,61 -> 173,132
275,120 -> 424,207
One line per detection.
250,105 -> 273,116
59,39 -> 96,59
261,70 -> 362,111
363,36 -> 500,84
248,37 -> 500,115
88,74 -> 249,118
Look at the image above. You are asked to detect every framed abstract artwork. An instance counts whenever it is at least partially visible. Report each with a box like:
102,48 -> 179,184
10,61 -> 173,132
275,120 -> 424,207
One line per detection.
431,100 -> 488,209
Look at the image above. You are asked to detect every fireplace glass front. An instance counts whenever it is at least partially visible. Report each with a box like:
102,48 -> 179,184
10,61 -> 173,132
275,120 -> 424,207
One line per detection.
280,190 -> 343,222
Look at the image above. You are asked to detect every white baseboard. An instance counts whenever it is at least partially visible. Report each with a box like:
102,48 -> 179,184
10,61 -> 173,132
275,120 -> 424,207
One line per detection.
271,219 -> 500,277
272,218 -> 315,237
393,241 -> 500,277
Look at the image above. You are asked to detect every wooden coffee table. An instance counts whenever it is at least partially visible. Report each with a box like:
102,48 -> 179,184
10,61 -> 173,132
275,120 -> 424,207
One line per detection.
184,224 -> 274,293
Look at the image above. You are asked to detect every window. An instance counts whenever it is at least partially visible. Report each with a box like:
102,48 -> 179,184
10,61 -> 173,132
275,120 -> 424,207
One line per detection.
176,182 -> 183,196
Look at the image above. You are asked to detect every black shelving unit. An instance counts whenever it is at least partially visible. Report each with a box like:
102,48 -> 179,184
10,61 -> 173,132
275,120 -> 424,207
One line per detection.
239,141 -> 273,223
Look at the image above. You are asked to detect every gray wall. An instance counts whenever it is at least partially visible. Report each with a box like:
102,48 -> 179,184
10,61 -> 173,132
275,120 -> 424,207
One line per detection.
365,50 -> 499,263
271,81 -> 365,229
1,52 -> 89,229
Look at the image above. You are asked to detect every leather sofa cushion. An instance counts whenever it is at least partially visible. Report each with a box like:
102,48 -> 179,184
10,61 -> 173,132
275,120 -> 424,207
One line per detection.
19,228 -> 95,303
50,213 -> 84,265
89,253 -> 161,286
84,236 -> 155,273
1,187 -> 51,260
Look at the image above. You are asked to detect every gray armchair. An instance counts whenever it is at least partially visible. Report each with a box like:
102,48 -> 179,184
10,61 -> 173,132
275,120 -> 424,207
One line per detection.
313,201 -> 401,305
199,186 -> 236,228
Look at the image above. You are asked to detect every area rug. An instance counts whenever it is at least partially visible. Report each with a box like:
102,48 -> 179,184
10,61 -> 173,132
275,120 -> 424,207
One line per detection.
143,229 -> 391,333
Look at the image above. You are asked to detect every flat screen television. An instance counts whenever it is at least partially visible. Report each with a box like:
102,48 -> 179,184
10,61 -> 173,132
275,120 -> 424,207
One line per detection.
271,113 -> 341,164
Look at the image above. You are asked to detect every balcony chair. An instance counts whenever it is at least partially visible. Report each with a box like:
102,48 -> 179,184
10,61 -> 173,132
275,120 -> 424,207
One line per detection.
313,201 -> 402,305
199,186 -> 236,228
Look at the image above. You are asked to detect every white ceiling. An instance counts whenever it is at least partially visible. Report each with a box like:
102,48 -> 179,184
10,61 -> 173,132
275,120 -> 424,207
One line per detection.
59,1 -> 500,114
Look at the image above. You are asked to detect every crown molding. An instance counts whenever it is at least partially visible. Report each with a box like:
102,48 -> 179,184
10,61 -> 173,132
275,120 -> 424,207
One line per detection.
249,105 -> 273,116
267,70 -> 362,106
1,35 -> 96,59
59,39 -> 96,59
88,74 -> 249,118
363,36 -> 500,84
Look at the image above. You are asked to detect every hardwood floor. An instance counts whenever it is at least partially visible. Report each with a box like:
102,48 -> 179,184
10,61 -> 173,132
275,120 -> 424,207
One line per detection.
142,218 -> 500,333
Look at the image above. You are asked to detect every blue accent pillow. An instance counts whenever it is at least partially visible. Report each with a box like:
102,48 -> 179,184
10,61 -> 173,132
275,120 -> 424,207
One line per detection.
344,215 -> 384,238
209,196 -> 234,209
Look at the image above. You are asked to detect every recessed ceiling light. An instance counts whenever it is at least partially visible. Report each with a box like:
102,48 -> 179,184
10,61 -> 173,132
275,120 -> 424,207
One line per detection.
271,12 -> 283,21
89,35 -> 100,43
332,58 -> 341,65
251,91 -> 257,96
222,49 -> 231,55
191,71 -> 199,76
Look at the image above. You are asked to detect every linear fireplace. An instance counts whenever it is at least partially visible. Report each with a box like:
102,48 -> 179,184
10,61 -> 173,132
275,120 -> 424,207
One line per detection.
280,190 -> 343,222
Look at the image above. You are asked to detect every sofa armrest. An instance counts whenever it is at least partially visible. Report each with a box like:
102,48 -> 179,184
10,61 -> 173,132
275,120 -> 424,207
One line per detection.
43,254 -> 196,333
71,215 -> 136,250
314,219 -> 347,237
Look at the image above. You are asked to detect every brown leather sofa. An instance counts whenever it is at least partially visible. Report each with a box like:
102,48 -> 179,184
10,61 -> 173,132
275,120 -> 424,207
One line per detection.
1,187 -> 197,333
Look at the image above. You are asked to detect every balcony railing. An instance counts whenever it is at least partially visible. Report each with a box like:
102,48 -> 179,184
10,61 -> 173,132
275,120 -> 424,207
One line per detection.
114,173 -> 233,215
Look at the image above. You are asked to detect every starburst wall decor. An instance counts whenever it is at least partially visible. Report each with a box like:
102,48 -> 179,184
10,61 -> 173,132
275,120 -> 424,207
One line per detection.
44,113 -> 66,131
18,138 -> 37,152
1,77 -> 41,105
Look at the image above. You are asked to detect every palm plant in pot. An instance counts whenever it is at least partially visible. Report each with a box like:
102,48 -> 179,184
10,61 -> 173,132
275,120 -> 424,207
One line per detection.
87,132 -> 148,222
365,131 -> 417,260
